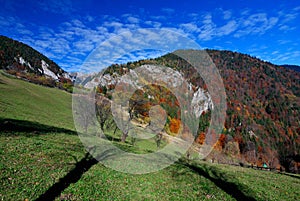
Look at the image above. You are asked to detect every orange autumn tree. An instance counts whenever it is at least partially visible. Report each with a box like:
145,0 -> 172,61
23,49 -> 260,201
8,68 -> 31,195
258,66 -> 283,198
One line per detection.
169,118 -> 181,133
195,132 -> 206,145
213,134 -> 226,151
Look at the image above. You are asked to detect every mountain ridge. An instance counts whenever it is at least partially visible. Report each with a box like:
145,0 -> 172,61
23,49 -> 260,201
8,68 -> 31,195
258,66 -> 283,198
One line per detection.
282,64 -> 300,72
0,35 -> 74,92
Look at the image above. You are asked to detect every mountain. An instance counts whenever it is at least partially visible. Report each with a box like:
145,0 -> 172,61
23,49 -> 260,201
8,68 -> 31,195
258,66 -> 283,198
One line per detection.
282,64 -> 300,72
80,49 -> 300,173
0,35 -> 73,92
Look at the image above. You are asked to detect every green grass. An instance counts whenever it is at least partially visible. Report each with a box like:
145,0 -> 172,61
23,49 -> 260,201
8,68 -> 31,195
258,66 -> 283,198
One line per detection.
1,72 -> 299,200
187,161 -> 300,201
58,160 -> 234,200
0,71 -> 74,130
0,133 -> 85,200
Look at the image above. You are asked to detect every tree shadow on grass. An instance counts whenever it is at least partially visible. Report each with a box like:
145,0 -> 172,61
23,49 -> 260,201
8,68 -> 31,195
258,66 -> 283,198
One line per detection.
278,171 -> 300,180
182,160 -> 257,201
103,134 -> 121,142
0,118 -> 76,135
35,152 -> 97,201
35,147 -> 116,201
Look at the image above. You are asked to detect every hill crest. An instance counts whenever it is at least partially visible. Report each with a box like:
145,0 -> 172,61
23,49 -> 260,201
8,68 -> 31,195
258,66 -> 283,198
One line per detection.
0,35 -> 74,92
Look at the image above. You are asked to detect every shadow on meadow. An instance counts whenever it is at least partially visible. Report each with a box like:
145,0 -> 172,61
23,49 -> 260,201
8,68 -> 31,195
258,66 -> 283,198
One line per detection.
0,117 -> 258,200
35,147 -> 120,201
35,152 -> 98,201
278,171 -> 300,180
179,160 -> 257,201
0,118 -> 76,135
0,78 -> 5,84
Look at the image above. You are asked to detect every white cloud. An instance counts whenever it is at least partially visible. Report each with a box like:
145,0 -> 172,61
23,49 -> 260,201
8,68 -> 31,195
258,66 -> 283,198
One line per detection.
127,16 -> 140,24
52,38 -> 71,53
217,20 -> 238,36
103,21 -> 123,29
266,17 -> 279,29
144,20 -> 161,28
72,19 -> 86,28
277,9 -> 299,32
279,25 -> 296,31
195,13 -> 238,40
241,9 -> 251,16
17,27 -> 34,36
278,9 -> 299,23
73,40 -> 95,53
180,23 -> 200,33
273,51 -> 300,62
0,16 -> 33,37
5,18 -> 111,70
223,10 -> 232,20
35,40 -> 51,49
198,14 -> 216,41
80,28 -> 200,72
234,13 -> 278,37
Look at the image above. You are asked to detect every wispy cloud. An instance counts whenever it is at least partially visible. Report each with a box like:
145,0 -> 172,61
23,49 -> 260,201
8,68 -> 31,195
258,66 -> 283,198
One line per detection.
272,51 -> 300,63
144,20 -> 162,28
277,8 -> 299,32
180,23 -> 200,33
234,13 -> 278,37
0,16 -> 33,37
277,39 -> 291,45
127,16 -> 140,24
223,10 -> 232,20
198,14 -> 216,41
182,13 -> 238,41
80,28 -> 199,72
217,20 -> 238,36
278,25 -> 296,31
179,10 -> 280,41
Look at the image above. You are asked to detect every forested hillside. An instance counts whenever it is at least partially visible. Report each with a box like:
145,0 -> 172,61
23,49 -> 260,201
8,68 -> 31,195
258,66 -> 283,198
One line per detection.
96,50 -> 300,173
0,35 -> 73,92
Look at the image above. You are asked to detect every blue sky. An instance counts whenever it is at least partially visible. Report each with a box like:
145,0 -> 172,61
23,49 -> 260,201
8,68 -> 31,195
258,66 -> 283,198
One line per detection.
0,0 -> 299,72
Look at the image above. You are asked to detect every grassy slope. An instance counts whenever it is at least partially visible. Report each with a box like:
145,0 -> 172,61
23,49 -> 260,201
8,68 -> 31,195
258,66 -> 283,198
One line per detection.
0,72 -> 299,201
0,71 -> 74,131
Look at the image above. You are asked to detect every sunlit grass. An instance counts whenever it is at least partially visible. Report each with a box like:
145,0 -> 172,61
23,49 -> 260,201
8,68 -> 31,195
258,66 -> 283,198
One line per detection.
0,71 -> 74,131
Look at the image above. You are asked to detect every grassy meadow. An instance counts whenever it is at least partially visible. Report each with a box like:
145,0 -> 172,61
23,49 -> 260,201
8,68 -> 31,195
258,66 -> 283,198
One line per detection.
0,71 -> 299,200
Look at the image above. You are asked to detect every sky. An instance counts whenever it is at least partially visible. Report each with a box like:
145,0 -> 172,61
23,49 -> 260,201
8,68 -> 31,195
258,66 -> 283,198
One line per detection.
0,0 -> 299,72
